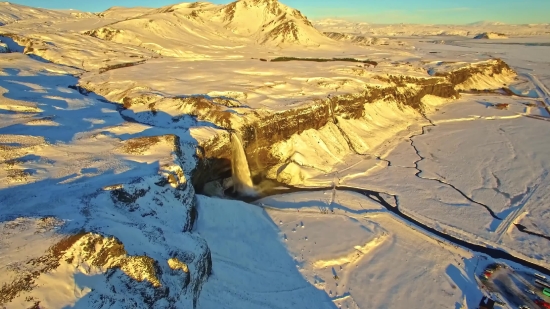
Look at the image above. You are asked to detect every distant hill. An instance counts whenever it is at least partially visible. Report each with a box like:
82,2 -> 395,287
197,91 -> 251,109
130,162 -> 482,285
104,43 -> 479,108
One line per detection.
0,1 -> 77,25
468,21 -> 507,26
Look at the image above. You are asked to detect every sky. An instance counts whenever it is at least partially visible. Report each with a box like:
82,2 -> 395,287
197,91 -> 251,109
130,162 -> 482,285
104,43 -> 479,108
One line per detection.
7,0 -> 550,24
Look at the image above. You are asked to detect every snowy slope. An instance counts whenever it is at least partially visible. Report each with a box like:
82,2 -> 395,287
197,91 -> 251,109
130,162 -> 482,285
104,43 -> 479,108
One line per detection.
97,6 -> 154,19
324,31 -> 409,48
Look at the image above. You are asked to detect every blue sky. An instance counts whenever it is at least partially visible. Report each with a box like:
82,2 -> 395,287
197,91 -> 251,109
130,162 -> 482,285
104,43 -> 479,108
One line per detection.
9,0 -> 550,24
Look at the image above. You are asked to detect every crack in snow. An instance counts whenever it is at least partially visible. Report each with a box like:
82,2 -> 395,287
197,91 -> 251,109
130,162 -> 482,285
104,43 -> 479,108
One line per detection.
408,114 -> 502,220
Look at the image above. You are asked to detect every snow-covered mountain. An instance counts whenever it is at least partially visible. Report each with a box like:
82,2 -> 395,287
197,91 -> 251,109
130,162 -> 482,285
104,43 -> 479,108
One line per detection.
213,0 -> 330,45
84,0 -> 333,57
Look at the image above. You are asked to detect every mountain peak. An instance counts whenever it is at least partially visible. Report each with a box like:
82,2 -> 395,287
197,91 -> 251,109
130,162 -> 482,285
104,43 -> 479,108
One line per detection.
236,0 -> 279,4
222,0 -> 285,19
207,0 -> 329,46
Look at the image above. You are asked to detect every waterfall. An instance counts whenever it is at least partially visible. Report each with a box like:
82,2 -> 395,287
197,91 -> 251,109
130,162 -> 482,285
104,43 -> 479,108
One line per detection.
231,132 -> 256,196
329,173 -> 338,205
253,126 -> 260,171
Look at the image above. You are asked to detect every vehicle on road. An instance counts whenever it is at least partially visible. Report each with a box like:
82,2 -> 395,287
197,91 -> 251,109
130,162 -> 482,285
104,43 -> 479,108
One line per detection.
519,305 -> 531,309
534,273 -> 547,281
543,287 -> 550,297
536,279 -> 550,289
524,288 -> 535,295
535,299 -> 550,309
487,263 -> 502,271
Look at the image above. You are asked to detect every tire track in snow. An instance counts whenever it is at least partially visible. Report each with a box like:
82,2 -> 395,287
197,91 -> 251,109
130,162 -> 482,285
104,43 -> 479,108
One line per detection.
494,177 -> 541,243
523,73 -> 550,116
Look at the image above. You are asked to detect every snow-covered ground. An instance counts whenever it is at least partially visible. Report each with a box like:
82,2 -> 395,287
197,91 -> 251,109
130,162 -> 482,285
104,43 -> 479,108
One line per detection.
257,190 -> 481,309
1,0 -> 550,308
195,195 -> 335,309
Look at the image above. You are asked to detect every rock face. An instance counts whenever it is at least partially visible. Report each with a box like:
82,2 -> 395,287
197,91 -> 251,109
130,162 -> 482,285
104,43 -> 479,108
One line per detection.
431,59 -> 515,91
192,59 -> 516,189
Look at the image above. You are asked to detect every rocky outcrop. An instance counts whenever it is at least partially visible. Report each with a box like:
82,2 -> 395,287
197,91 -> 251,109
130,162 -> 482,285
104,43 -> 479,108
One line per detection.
0,134 -> 212,308
431,59 -> 515,91
84,27 -> 125,42
474,32 -> 508,39
88,59 -> 514,191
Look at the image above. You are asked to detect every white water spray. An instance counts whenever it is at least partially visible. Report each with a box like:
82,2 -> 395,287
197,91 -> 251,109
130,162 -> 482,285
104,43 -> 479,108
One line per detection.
329,172 -> 338,205
231,132 -> 256,196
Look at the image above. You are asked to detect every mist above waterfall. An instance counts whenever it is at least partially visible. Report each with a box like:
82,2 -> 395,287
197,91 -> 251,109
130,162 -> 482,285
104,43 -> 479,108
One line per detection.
231,133 -> 257,196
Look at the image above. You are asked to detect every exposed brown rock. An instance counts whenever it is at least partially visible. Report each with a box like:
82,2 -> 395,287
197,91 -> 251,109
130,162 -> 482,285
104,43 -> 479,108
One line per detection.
493,103 -> 509,110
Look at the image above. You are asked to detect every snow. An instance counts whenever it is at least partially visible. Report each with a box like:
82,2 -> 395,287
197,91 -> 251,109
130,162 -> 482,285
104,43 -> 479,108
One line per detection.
97,6 -> 154,19
290,95 -> 550,267
1,1 -> 550,308
78,57 -> 405,111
